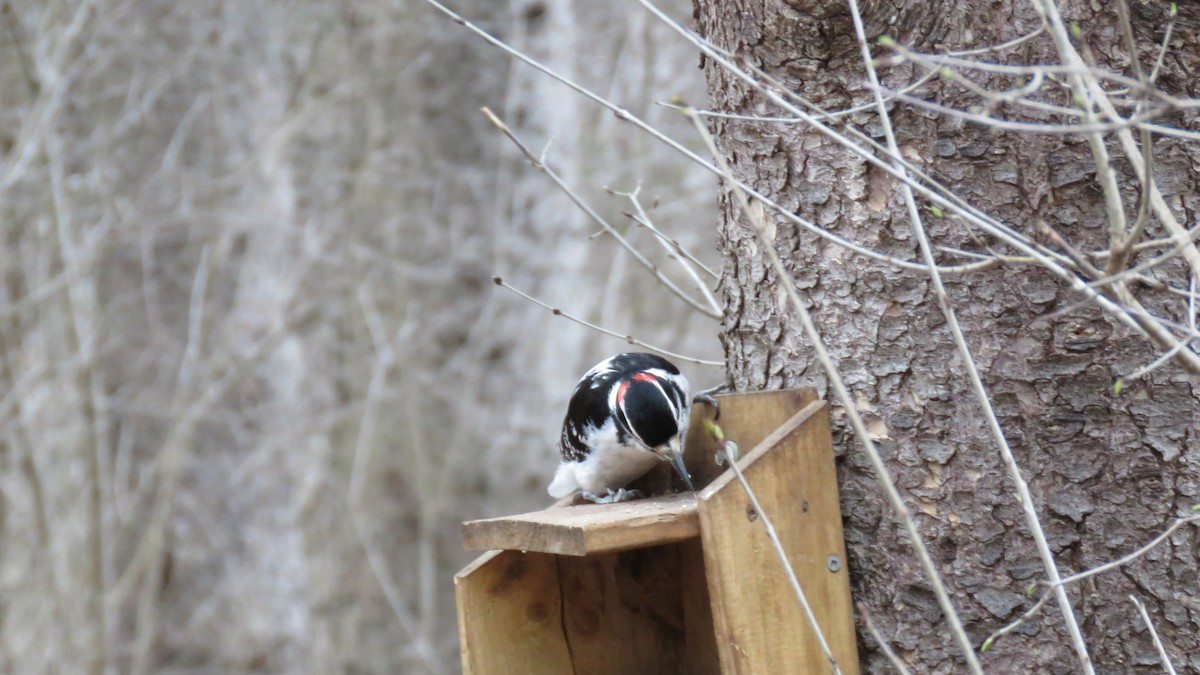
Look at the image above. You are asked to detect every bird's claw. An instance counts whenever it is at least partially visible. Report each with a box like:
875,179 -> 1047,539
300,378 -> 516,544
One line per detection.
581,488 -> 642,504
692,383 -> 731,420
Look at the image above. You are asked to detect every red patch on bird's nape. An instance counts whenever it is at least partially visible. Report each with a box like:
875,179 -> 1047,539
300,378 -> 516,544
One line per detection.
619,372 -> 658,404
617,379 -> 631,403
619,372 -> 656,403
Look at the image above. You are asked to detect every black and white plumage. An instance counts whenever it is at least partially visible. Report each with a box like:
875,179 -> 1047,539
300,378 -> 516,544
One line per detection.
549,353 -> 694,502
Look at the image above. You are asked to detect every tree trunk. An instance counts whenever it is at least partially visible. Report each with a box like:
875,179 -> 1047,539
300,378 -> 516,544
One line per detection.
694,0 -> 1200,671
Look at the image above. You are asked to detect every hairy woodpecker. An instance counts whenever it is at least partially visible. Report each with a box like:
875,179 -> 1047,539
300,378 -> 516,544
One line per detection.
549,352 -> 695,503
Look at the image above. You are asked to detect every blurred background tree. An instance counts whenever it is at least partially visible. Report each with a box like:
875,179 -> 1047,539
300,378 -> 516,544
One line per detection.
7,1 -> 1199,673
0,1 -> 718,671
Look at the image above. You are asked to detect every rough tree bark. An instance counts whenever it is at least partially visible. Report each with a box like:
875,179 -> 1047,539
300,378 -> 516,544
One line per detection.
695,0 -> 1200,672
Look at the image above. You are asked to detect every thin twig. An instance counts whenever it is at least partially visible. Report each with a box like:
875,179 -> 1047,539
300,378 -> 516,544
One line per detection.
615,185 -> 721,305
883,45 -> 1200,111
492,276 -> 722,366
982,511 -> 1200,653
1086,224 -> 1200,290
46,102 -> 112,673
620,207 -> 719,278
850,3 -> 1095,669
423,0 -> 994,277
658,69 -> 941,122
1120,275 -> 1198,385
1034,1 -> 1200,299
886,91 -> 1175,137
1087,219 -> 1200,259
633,0 -> 1183,361
1129,595 -> 1178,675
713,433 -> 841,674
351,508 -> 446,674
948,25 -> 1046,56
349,286 -> 412,502
858,603 -> 912,675
684,105 -> 984,674
1102,0 -> 1154,279
482,106 -> 722,319
1148,4 -> 1179,84
1056,513 -> 1200,588
981,588 -> 1054,653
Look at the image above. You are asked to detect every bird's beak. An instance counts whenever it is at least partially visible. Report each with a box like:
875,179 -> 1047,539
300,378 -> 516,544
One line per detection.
668,438 -> 695,492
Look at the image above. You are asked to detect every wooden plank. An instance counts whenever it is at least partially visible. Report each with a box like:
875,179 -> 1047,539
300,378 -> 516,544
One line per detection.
457,543 -> 721,675
556,542 -> 722,675
696,394 -> 860,675
455,550 -> 573,675
684,388 -> 819,489
462,491 -> 699,556
678,538 -> 723,675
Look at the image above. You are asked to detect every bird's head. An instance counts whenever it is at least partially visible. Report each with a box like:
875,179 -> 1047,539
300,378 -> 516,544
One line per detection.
613,371 -> 695,491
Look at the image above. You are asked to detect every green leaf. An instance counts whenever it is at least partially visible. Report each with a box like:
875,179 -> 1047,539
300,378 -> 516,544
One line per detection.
878,35 -> 896,47
1114,379 -> 1125,395
930,205 -> 943,218
1070,22 -> 1082,40
981,637 -> 994,653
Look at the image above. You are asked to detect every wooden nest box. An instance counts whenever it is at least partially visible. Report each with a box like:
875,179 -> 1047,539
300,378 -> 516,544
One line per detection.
456,389 -> 860,674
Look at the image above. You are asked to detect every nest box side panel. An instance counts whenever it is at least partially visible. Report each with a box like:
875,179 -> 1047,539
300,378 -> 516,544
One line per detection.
677,539 -> 723,675
697,395 -> 860,674
455,550 -> 572,675
556,543 -> 720,675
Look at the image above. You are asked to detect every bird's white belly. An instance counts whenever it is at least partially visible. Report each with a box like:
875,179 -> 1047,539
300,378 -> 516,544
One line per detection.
573,443 -> 661,495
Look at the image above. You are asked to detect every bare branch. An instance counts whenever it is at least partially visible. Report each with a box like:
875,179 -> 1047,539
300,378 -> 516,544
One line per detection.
482,106 -> 722,319
858,603 -> 912,675
1127,273 -> 1199,382
683,105 -> 985,674
848,2 -> 1094,669
424,0 -> 995,277
1148,4 -> 1179,84
1056,513 -> 1200,589
492,276 -> 722,366
710,430 -> 842,674
980,589 -> 1054,654
1031,0 -> 1200,298
1129,595 -> 1179,675
633,0 -> 1187,361
613,185 -> 721,305
986,511 -> 1200,654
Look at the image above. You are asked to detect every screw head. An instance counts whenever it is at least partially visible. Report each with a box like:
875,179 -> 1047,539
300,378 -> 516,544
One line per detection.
826,555 -> 842,572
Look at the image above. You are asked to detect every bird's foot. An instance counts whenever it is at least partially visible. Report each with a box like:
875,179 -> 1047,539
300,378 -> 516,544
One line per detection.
693,383 -> 731,420
580,488 -> 643,504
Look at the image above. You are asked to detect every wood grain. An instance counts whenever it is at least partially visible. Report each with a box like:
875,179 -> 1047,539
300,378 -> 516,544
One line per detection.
455,550 -> 572,675
696,394 -> 860,675
557,545 -> 720,675
457,543 -> 720,675
462,491 -> 699,556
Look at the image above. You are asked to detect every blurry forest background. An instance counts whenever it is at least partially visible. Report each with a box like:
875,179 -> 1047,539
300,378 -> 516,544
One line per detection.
0,1 -> 721,671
